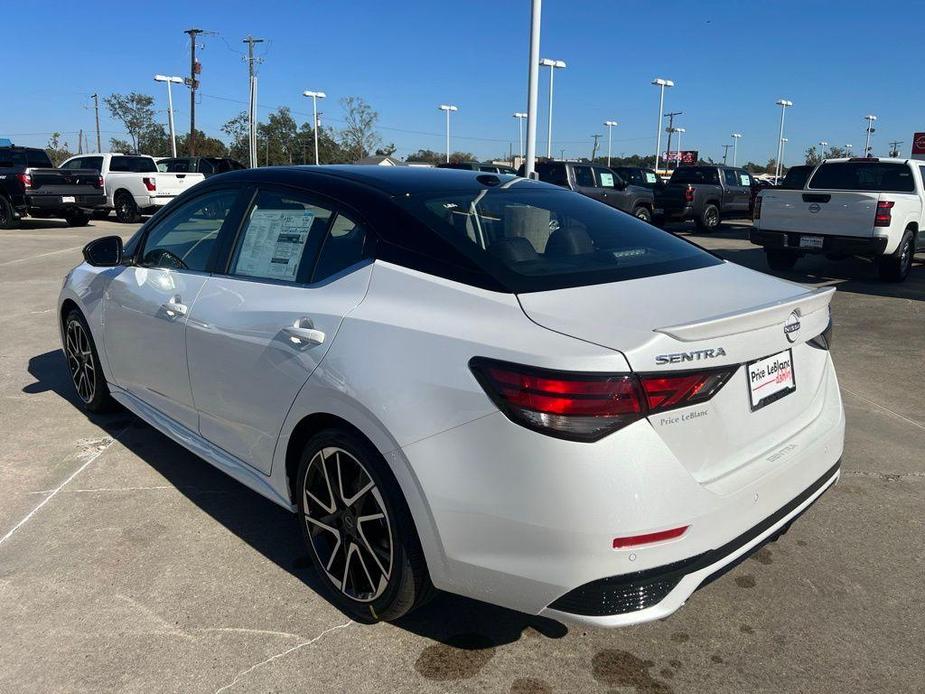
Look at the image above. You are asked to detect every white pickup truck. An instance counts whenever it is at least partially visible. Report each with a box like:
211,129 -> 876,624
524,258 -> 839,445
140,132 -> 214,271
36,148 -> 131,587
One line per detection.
59,153 -> 205,223
752,158 -> 922,282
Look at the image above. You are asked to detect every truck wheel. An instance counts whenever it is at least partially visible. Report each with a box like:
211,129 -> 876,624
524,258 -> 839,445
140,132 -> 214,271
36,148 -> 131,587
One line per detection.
633,206 -> 652,223
877,229 -> 914,282
114,192 -> 140,224
0,196 -> 20,230
765,249 -> 798,272
64,210 -> 89,227
695,203 -> 720,232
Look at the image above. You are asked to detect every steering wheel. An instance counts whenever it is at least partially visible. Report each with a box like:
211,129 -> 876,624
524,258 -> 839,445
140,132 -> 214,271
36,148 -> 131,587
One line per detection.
144,248 -> 187,270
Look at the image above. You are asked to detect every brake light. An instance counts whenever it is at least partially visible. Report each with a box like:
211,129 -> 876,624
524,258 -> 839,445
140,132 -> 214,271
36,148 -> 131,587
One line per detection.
754,194 -> 762,220
96,175 -> 104,189
684,186 -> 695,203
143,177 -> 156,192
874,200 -> 894,227
469,358 -> 735,442
16,173 -> 32,188
613,525 -> 688,549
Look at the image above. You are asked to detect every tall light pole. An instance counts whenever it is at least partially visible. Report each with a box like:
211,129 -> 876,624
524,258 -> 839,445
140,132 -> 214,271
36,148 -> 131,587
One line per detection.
674,128 -> 686,169
603,120 -> 618,166
864,114 -> 877,156
540,58 -> 566,158
652,78 -> 674,174
438,105 -> 458,162
302,90 -> 326,165
154,75 -> 184,157
818,141 -> 828,162
513,112 -> 528,164
731,133 -> 742,167
524,0 -> 542,178
774,99 -> 793,181
780,137 -> 789,174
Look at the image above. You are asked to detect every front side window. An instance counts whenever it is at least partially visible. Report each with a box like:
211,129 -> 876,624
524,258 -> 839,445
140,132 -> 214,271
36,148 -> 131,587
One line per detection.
398,184 -> 721,292
809,162 -> 915,192
229,189 -> 332,283
139,189 -> 240,272
573,166 -> 595,188
594,168 -> 620,188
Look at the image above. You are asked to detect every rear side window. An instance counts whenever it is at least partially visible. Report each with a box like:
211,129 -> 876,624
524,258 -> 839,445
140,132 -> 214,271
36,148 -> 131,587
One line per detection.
671,167 -> 718,185
573,166 -> 595,187
397,185 -> 721,292
110,156 -> 157,173
722,169 -> 738,186
809,162 -> 915,192
230,189 -> 332,283
312,214 -> 369,282
0,148 -> 53,167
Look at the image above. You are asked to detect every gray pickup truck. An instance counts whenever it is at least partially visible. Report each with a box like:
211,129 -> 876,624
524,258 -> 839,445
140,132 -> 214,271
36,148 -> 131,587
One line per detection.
657,165 -> 755,231
522,160 -> 656,222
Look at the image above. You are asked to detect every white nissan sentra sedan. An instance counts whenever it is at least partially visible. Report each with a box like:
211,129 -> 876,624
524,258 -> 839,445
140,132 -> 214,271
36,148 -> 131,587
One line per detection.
59,166 -> 844,627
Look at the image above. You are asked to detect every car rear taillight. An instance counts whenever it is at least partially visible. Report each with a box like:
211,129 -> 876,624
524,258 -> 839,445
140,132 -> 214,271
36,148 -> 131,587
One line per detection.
684,186 -> 694,203
874,200 -> 894,227
469,358 -> 736,442
754,194 -> 762,220
143,177 -> 157,192
16,173 -> 32,188
96,175 -> 105,189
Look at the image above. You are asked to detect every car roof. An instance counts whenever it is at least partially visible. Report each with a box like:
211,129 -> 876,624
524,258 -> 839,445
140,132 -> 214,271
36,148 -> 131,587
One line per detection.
211,165 -> 557,195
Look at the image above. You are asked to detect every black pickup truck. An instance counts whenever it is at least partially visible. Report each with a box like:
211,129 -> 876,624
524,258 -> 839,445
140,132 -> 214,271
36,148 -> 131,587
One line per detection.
0,146 -> 106,229
656,165 -> 755,231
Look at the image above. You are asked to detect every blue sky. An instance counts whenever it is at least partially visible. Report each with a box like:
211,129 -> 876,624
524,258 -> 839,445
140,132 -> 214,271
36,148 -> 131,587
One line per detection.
4,0 -> 922,165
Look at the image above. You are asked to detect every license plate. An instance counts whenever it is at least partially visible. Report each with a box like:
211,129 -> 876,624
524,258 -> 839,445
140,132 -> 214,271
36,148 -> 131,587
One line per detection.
747,349 -> 795,411
61,196 -> 76,204
799,235 -> 824,249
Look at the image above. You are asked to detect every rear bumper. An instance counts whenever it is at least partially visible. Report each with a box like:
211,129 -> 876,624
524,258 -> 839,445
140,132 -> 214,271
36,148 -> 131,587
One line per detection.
751,229 -> 889,256
25,193 -> 107,215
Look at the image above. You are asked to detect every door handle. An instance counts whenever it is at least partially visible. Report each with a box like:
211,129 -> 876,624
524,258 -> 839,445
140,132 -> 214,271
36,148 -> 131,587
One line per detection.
162,297 -> 188,318
283,318 -> 325,346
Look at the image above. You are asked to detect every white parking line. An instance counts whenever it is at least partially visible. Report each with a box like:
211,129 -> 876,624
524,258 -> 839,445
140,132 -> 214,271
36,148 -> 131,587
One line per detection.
842,387 -> 924,431
0,245 -> 85,267
0,425 -> 128,548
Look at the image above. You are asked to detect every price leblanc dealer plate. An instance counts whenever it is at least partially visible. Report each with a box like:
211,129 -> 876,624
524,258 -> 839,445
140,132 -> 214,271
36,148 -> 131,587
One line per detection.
747,349 -> 795,411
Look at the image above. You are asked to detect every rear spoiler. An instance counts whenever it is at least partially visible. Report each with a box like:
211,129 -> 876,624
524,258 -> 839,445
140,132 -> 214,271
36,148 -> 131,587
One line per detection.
654,286 -> 835,342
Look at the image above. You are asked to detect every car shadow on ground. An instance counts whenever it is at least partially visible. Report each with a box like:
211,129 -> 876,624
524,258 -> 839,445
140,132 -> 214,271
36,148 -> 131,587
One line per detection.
23,348 -> 569,649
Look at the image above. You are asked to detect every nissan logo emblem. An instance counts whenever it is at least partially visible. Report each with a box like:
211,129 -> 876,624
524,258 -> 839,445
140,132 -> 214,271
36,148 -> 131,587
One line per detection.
808,203 -> 821,213
784,310 -> 801,342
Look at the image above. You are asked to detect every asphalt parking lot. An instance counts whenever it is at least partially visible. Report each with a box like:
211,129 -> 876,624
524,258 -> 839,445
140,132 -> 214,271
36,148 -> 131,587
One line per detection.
1,217 -> 922,694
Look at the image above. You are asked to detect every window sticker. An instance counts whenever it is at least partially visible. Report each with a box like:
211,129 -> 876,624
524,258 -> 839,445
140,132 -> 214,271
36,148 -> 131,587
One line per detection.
739,173 -> 751,186
599,172 -> 615,188
236,208 -> 314,281
645,172 -> 658,183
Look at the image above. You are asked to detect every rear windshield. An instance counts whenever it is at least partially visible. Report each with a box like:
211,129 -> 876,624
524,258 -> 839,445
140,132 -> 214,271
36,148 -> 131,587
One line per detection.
110,156 -> 157,173
809,162 -> 915,192
396,183 -> 721,293
670,167 -> 719,184
779,166 -> 813,189
0,148 -> 53,168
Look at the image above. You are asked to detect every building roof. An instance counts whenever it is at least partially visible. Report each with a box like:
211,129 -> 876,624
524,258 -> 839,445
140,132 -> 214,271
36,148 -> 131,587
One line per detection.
353,155 -> 404,166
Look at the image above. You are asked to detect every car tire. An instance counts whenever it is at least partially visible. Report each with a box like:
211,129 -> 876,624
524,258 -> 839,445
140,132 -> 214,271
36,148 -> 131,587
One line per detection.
633,206 -> 652,223
765,249 -> 799,272
695,203 -> 720,232
0,196 -> 19,230
296,428 -> 435,623
63,309 -> 117,413
114,192 -> 141,224
64,210 -> 90,227
877,229 -> 915,282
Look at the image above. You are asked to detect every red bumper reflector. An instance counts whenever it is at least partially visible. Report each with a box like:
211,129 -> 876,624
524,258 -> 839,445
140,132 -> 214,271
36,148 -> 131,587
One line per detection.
613,525 -> 689,549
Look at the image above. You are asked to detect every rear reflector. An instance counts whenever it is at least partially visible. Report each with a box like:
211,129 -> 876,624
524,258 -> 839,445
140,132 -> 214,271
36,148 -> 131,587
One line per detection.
874,200 -> 894,227
684,186 -> 695,203
613,525 -> 689,549
470,358 -> 736,442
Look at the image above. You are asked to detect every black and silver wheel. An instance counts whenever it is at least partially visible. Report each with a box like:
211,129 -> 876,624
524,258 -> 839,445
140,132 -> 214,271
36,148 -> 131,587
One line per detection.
633,206 -> 652,223
297,429 -> 433,622
0,196 -> 19,229
696,203 -> 720,231
63,309 -> 115,412
877,229 -> 915,282
114,192 -> 140,224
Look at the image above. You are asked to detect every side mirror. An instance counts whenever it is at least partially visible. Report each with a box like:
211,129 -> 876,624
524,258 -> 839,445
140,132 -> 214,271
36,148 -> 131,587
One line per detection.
82,235 -> 123,267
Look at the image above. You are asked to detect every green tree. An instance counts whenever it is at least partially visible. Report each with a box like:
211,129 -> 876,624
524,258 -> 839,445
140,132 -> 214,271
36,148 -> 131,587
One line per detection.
44,132 -> 72,166
104,92 -> 157,153
221,112 -> 250,163
375,143 -> 397,156
296,121 -> 348,164
177,129 -> 228,158
256,106 -> 299,166
449,151 -> 476,164
804,147 -> 822,166
406,149 -> 445,165
339,96 -> 381,161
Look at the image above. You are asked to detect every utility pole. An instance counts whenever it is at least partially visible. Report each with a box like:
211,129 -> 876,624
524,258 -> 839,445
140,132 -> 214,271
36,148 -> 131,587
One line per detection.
184,29 -> 204,156
243,35 -> 265,168
721,143 -> 733,165
591,134 -> 601,162
90,93 -> 101,152
77,129 -> 84,155
888,140 -> 903,158
663,111 -> 682,166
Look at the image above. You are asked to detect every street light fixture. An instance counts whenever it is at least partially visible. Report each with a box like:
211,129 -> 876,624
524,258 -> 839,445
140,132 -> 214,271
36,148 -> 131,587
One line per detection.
438,105 -> 458,163
774,99 -> 793,181
864,114 -> 877,156
302,90 -> 327,165
652,78 -> 674,174
540,58 -> 566,158
154,75 -> 184,157
603,120 -> 618,166
513,112 -> 528,164
818,141 -> 828,162
731,133 -> 742,167
667,127 -> 685,169
845,144 -> 853,157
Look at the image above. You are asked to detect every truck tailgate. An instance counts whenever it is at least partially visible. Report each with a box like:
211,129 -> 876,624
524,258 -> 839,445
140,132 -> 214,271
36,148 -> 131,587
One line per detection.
27,168 -> 101,196
758,189 -> 878,237
155,172 -> 205,196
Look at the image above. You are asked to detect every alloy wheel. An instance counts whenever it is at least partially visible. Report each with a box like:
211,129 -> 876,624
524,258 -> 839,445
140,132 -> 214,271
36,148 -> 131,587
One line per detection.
65,320 -> 96,404
302,447 -> 394,602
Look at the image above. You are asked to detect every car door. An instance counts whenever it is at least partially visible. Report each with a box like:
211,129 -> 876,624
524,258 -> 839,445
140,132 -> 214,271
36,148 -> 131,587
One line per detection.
593,166 -> 631,212
102,187 -> 245,430
185,186 -> 374,474
571,164 -> 603,202
722,168 -> 750,216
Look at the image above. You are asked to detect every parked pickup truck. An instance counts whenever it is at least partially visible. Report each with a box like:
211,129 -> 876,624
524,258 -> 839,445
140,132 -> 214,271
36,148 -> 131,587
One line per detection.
60,153 -> 205,223
752,158 -> 922,282
656,165 -> 755,231
520,160 -> 656,221
0,145 -> 106,229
